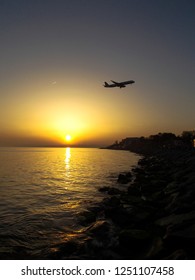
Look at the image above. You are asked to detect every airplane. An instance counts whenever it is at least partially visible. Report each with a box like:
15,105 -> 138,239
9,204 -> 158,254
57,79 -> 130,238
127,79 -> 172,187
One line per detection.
104,80 -> 135,88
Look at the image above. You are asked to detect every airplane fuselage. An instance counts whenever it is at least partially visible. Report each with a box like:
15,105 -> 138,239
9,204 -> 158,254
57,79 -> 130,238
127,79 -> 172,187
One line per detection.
104,80 -> 135,88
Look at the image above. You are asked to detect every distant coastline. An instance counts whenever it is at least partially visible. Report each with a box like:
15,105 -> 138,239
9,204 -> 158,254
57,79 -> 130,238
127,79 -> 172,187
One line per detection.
104,131 -> 195,155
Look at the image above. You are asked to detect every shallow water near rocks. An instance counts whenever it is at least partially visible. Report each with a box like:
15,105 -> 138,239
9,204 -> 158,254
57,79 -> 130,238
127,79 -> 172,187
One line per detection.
0,147 -> 140,258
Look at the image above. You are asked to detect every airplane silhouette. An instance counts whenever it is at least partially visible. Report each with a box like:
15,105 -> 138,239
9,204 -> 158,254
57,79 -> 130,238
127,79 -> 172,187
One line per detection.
104,80 -> 135,88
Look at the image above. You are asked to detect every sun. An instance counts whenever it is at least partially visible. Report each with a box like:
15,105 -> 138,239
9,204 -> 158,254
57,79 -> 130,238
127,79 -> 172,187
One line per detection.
65,134 -> 72,142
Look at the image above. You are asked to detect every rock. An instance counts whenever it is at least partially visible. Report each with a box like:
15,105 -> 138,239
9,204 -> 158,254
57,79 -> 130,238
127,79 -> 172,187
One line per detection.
141,180 -> 167,196
104,205 -> 133,226
87,205 -> 102,214
117,172 -> 132,184
78,210 -> 97,226
102,196 -> 121,207
107,187 -> 122,195
146,236 -> 164,259
143,191 -> 165,204
54,148 -> 195,260
126,172 -> 132,178
165,223 -> 195,242
52,240 -> 80,259
165,190 -> 195,214
155,210 -> 195,227
164,249 -> 188,260
118,229 -> 153,257
132,208 -> 153,224
99,186 -> 110,192
119,229 -> 151,243
164,181 -> 178,195
127,186 -> 141,196
99,187 -> 121,195
83,220 -> 119,258
120,193 -> 143,205
88,220 -> 111,237
132,167 -> 146,175
163,223 -> 195,259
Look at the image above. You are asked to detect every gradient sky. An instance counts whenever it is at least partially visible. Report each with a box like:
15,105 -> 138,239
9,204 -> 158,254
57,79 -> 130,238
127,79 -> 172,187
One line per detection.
0,0 -> 195,146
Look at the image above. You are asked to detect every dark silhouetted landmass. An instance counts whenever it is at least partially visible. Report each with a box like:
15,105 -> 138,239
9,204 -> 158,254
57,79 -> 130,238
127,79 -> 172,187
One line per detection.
105,131 -> 195,155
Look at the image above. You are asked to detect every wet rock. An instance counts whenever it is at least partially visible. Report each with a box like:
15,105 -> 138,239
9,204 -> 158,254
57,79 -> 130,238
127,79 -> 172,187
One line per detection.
51,240 -> 80,259
132,167 -> 146,175
86,220 -> 118,251
87,205 -> 103,214
117,172 -> 132,184
102,196 -> 121,207
78,210 -> 97,226
104,205 -> 133,226
107,187 -> 122,195
99,187 -> 121,195
99,186 -> 110,192
88,220 -> 111,236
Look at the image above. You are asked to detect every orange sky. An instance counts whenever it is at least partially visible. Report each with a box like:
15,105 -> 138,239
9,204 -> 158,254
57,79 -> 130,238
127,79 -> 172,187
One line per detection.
1,76 -> 145,146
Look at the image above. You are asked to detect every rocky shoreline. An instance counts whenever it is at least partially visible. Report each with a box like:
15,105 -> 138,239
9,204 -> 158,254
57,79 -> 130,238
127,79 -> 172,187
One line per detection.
4,147 -> 195,260
51,147 -> 195,260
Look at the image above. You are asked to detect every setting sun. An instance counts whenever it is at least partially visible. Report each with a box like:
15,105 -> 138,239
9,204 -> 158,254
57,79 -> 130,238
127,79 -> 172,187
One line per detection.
65,134 -> 72,142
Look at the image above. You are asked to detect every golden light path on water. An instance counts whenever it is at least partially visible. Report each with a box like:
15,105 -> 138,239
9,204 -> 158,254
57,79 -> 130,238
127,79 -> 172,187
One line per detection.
65,147 -> 71,170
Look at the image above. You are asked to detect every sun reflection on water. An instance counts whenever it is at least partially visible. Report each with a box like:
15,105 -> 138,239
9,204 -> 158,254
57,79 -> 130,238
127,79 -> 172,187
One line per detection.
65,148 -> 71,170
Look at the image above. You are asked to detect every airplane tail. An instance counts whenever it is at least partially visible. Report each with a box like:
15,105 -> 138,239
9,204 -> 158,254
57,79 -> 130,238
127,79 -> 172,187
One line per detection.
104,82 -> 109,87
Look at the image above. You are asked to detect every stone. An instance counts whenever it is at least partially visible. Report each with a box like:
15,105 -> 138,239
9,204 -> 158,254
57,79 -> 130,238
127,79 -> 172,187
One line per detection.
102,196 -> 121,207
88,220 -> 111,237
155,211 -> 195,227
104,206 -> 133,226
99,186 -> 110,192
127,186 -> 141,196
164,249 -> 188,260
107,187 -> 122,195
117,172 -> 132,184
78,210 -> 97,226
118,229 -> 153,257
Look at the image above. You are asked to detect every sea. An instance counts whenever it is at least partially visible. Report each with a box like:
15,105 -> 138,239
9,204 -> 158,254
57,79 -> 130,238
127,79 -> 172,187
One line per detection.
0,147 -> 140,259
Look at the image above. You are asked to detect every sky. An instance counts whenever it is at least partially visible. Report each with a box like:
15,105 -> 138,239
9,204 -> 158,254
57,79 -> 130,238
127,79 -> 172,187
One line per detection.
0,0 -> 195,147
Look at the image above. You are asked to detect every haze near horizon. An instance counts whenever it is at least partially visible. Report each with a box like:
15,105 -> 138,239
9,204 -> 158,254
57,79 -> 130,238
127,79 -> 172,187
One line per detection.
0,0 -> 195,147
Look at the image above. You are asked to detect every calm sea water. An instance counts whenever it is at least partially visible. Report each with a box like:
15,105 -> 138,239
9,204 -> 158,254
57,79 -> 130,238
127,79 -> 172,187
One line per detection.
0,147 -> 140,258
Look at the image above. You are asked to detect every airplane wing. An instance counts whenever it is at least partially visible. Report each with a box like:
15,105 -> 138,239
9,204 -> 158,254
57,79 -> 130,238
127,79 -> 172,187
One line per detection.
104,82 -> 116,88
111,80 -> 120,85
111,80 -> 126,88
